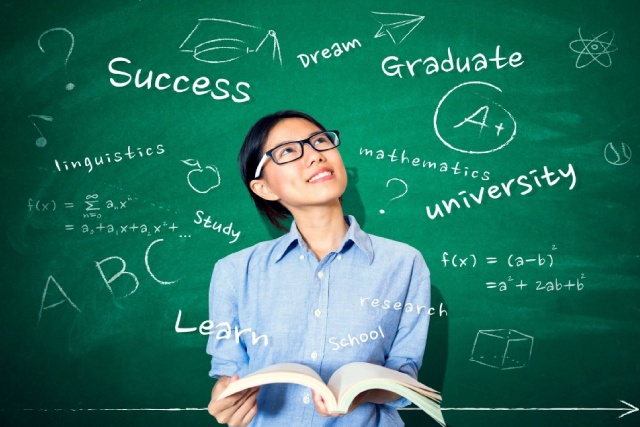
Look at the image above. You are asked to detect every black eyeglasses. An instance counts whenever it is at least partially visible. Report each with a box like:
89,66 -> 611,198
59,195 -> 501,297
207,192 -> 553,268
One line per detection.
254,130 -> 340,178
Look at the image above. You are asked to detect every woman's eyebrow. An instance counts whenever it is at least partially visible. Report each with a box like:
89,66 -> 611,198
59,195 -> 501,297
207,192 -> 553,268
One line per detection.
271,130 -> 323,147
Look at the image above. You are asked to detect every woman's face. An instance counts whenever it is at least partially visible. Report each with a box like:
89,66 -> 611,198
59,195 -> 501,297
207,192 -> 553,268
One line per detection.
251,117 -> 347,212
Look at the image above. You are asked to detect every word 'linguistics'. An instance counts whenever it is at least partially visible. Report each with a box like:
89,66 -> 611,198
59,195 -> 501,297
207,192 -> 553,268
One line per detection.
360,297 -> 448,317
441,250 -> 555,268
382,45 -> 524,78
54,144 -> 164,174
486,275 -> 586,292
426,164 -> 577,219
193,209 -> 241,244
359,147 -> 491,181
297,38 -> 362,68
174,310 -> 269,346
328,325 -> 385,351
108,57 -> 250,103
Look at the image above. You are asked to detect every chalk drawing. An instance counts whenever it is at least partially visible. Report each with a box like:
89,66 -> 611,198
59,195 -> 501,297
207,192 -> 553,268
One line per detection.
38,27 -> 75,90
179,18 -> 281,65
604,141 -> 632,166
379,178 -> 408,214
181,159 -> 221,193
28,114 -> 53,147
371,11 -> 424,45
434,81 -> 516,154
470,329 -> 533,370
18,401 -> 638,418
569,28 -> 617,69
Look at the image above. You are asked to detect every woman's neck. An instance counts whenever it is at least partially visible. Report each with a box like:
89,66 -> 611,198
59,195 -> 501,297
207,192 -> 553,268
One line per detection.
292,203 -> 348,260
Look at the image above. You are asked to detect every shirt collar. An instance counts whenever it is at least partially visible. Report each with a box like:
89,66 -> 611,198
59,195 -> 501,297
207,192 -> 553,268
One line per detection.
273,215 -> 374,264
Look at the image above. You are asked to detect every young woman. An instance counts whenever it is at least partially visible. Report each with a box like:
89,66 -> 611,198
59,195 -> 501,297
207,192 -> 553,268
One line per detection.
207,110 -> 431,426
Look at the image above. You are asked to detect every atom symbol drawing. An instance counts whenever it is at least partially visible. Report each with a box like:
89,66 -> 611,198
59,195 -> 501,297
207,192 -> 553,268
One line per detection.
569,28 -> 618,68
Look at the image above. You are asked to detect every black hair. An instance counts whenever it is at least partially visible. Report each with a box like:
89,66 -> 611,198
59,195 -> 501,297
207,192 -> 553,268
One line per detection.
238,110 -> 326,231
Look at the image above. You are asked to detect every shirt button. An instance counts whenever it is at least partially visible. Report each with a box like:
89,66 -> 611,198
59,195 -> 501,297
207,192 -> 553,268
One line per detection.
317,271 -> 324,279
311,351 -> 318,360
303,394 -> 311,404
314,309 -> 322,317
337,255 -> 342,260
300,255 -> 305,260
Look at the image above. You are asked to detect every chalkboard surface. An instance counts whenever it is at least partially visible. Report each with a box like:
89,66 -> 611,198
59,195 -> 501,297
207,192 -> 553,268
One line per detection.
1,0 -> 638,426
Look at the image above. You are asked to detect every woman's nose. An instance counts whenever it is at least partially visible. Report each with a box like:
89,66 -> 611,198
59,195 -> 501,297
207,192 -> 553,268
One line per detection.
304,144 -> 326,166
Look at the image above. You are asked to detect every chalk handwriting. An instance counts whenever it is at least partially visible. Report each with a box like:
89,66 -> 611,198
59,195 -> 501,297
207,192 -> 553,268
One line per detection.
27,198 -> 57,212
328,325 -> 385,351
108,57 -> 251,103
360,297 -> 448,317
95,238 -> 181,300
297,39 -> 362,68
54,144 -> 165,173
382,45 -> 524,78
38,276 -> 81,324
359,146 -> 491,181
371,11 -> 424,45
441,249 -> 556,268
174,310 -> 269,346
193,209 -> 241,243
74,221 -> 178,236
434,81 -> 516,154
486,275 -> 586,292
425,164 -> 577,220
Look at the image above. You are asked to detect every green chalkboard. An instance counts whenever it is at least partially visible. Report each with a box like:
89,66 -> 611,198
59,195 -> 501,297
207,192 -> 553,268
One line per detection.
1,0 -> 639,426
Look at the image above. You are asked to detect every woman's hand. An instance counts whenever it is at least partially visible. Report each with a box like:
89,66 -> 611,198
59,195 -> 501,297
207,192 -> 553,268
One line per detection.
208,375 -> 259,426
312,389 -> 401,417
312,389 -> 343,418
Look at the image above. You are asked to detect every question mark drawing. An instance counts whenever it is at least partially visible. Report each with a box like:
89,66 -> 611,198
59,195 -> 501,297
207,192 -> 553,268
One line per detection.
38,27 -> 75,91
379,178 -> 408,214
28,114 -> 53,147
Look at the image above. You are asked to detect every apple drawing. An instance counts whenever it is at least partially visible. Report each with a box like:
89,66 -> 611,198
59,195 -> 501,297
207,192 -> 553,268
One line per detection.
182,159 -> 221,193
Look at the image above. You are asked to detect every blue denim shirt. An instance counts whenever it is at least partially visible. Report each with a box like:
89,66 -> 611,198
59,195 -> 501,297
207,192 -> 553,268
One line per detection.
207,216 -> 431,426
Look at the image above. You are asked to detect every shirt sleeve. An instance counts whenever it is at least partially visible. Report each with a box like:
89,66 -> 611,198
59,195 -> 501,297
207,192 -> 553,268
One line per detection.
206,258 -> 250,378
382,252 -> 432,408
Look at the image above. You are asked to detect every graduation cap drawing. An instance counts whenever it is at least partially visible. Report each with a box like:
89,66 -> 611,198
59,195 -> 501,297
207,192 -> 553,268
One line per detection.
179,18 -> 281,65
371,12 -> 425,45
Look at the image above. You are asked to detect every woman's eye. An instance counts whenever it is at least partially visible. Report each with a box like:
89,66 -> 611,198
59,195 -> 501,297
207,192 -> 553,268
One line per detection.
276,145 -> 300,160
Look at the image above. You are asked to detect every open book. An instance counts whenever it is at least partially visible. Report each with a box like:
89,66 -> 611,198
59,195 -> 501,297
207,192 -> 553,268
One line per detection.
217,361 -> 445,426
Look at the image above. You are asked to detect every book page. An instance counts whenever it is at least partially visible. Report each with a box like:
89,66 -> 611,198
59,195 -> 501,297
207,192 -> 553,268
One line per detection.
328,362 -> 440,402
217,363 -> 336,407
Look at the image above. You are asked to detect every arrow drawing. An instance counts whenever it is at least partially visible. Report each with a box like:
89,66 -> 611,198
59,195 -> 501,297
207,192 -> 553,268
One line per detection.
371,11 -> 424,45
16,399 -> 638,419
402,399 -> 638,419
179,18 -> 281,65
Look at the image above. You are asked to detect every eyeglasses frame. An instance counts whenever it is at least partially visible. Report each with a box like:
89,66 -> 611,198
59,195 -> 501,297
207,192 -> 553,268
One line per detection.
253,130 -> 340,178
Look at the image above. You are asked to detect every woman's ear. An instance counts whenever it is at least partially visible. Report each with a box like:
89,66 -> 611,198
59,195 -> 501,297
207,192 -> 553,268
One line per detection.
250,179 -> 280,201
